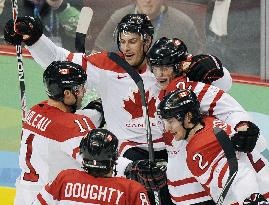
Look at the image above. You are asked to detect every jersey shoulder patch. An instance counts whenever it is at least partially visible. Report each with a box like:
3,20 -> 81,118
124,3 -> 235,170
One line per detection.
85,51 -> 127,73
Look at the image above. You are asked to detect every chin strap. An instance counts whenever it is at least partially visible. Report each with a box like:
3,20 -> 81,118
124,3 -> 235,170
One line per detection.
184,128 -> 192,140
113,163 -> 118,176
132,50 -> 147,69
177,112 -> 201,140
70,90 -> 79,113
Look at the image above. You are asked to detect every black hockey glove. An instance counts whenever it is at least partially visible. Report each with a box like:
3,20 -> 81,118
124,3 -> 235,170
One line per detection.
4,16 -> 43,46
124,159 -> 167,191
186,54 -> 224,84
231,121 -> 260,153
243,193 -> 269,205
83,98 -> 106,128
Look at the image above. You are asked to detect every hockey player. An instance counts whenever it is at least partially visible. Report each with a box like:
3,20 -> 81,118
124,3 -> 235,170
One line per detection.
3,15 -> 233,152
158,89 -> 269,205
147,37 -> 262,129
13,61 -> 96,205
32,128 -> 150,205
147,37 -> 231,91
144,36 -> 267,204
147,36 -> 266,150
4,14 -> 169,204
4,14 -> 231,204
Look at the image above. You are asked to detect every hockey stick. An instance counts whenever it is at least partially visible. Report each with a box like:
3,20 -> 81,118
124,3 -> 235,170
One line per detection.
108,52 -> 155,162
214,127 -> 238,205
108,52 -> 162,205
11,0 -> 27,122
75,7 -> 93,53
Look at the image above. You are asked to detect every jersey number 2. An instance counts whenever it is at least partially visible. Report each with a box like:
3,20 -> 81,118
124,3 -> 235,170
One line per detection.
193,153 -> 209,170
248,153 -> 265,173
23,134 -> 39,182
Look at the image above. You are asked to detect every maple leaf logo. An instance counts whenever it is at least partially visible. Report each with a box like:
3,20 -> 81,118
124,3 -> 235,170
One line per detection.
123,90 -> 156,119
163,132 -> 174,146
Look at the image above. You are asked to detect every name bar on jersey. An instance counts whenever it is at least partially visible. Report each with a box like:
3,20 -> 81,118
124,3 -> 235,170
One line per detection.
64,182 -> 124,204
25,110 -> 51,131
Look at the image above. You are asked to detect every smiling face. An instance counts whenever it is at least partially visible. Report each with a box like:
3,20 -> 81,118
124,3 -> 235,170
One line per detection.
163,117 -> 186,141
152,65 -> 176,89
119,32 -> 149,67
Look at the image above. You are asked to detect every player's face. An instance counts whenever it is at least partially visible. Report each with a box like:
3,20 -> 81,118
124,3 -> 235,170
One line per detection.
73,84 -> 86,109
136,0 -> 162,20
119,32 -> 145,67
152,65 -> 176,89
163,117 -> 186,141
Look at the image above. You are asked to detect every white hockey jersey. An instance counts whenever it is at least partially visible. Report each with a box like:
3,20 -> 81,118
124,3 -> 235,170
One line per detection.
26,35 -> 265,204
186,116 -> 269,204
160,77 -> 268,204
29,36 -> 166,155
165,138 -> 213,204
27,35 -> 232,156
14,101 -> 95,205
161,76 -> 251,128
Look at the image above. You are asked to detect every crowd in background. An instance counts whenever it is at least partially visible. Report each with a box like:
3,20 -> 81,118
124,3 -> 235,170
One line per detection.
0,1 -> 267,204
0,0 -> 261,75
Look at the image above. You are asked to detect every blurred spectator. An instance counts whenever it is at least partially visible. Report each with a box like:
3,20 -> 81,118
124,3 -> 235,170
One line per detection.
193,0 -> 260,75
0,0 -> 4,16
92,0 -> 202,54
0,0 -> 4,40
47,1 -> 83,43
0,0 -> 83,51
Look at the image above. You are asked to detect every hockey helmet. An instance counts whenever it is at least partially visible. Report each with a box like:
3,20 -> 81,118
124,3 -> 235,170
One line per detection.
43,61 -> 87,101
116,14 -> 154,50
147,37 -> 188,74
158,89 -> 201,123
80,129 -> 118,173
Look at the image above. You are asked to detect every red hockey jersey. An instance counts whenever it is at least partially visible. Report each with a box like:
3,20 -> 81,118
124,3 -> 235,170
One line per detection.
33,169 -> 150,205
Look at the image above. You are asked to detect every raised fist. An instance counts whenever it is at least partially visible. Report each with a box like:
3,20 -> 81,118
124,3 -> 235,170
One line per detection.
4,16 -> 43,46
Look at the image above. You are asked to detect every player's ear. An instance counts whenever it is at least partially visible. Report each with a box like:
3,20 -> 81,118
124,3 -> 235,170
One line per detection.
63,89 -> 76,106
63,90 -> 72,99
64,89 -> 71,95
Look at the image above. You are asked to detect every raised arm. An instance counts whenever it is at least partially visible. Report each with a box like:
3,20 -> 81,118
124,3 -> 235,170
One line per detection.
4,16 -> 73,68
27,35 -> 70,68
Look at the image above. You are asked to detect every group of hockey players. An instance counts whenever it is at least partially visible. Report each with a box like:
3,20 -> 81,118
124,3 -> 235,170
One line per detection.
3,11 -> 269,205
